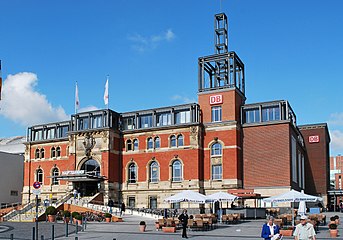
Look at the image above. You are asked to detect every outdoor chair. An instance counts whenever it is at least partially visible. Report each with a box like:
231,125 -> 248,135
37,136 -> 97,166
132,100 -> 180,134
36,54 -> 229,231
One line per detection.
196,219 -> 204,231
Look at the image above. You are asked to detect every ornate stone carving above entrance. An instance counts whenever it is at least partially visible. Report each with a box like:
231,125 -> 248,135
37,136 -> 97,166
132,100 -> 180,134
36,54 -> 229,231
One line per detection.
83,134 -> 96,159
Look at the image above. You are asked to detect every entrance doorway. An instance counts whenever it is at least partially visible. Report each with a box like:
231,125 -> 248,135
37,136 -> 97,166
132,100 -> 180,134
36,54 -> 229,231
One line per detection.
74,181 -> 100,197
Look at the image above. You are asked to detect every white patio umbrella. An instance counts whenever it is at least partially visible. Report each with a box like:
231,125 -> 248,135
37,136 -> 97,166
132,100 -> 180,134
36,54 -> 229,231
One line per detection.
206,191 -> 238,222
164,190 -> 207,204
298,201 -> 306,216
263,189 -> 322,226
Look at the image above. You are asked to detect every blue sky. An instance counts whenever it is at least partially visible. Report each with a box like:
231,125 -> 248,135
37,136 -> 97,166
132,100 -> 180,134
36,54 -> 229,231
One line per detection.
0,0 -> 342,155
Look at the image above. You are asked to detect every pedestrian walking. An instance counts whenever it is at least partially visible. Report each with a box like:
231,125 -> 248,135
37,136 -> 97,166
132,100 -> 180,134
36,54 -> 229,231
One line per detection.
108,199 -> 114,214
261,216 -> 281,240
120,202 -> 125,216
178,209 -> 189,238
293,215 -> 316,240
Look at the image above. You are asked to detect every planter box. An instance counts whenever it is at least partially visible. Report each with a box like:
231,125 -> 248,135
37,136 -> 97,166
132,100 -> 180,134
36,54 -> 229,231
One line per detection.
162,227 -> 176,233
280,229 -> 293,236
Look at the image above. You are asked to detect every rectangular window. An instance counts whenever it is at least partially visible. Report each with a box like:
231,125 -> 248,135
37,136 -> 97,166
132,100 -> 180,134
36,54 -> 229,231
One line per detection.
128,196 -> 135,208
92,115 -> 103,128
262,106 -> 280,122
139,115 -> 153,128
149,196 -> 157,209
212,165 -> 222,180
123,117 -> 135,130
245,108 -> 260,123
211,106 -> 222,122
157,112 -> 172,126
78,117 -> 89,130
291,136 -> 297,182
46,128 -> 55,139
34,130 -> 43,141
175,110 -> 190,124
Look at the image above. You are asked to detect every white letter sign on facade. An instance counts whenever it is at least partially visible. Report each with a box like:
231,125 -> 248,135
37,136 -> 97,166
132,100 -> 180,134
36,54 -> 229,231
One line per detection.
309,135 -> 320,143
209,95 -> 223,105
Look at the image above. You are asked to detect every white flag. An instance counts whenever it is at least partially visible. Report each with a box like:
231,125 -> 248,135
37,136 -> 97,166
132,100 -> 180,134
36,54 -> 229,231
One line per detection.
75,82 -> 79,113
104,77 -> 109,106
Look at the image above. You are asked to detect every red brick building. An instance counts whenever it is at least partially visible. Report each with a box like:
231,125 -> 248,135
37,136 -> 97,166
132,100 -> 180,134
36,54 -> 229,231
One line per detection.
21,13 -> 330,209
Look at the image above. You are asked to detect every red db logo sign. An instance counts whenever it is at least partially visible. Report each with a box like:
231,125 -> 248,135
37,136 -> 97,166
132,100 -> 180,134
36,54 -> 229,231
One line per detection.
309,135 -> 320,143
210,95 -> 223,105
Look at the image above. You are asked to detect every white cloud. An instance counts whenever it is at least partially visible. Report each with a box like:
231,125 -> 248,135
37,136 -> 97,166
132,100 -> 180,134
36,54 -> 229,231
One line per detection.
78,106 -> 99,113
331,129 -> 343,154
171,95 -> 196,104
129,29 -> 175,52
0,72 -> 69,126
329,112 -> 343,126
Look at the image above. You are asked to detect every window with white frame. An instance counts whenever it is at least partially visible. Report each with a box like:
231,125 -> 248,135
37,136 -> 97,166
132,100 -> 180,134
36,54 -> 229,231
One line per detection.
52,168 -> 59,185
172,160 -> 182,182
51,147 -> 56,158
170,135 -> 176,148
177,135 -> 184,147
133,139 -> 139,150
150,161 -> 159,182
211,142 -> 222,156
211,106 -> 222,122
56,147 -> 61,157
36,169 -> 43,183
40,149 -> 45,159
155,137 -> 160,149
128,163 -> 137,183
212,164 -> 222,180
147,137 -> 153,150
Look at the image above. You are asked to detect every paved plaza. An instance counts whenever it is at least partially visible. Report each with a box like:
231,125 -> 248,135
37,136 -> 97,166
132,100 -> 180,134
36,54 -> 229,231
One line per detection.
1,212 -> 343,239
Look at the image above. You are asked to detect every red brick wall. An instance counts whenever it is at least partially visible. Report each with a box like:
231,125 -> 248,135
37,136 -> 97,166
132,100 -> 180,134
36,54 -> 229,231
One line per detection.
243,123 -> 291,187
198,89 -> 244,123
299,125 -> 330,195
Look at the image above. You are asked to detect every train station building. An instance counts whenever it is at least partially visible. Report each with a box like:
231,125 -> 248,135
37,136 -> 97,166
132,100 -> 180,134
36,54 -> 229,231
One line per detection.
21,13 -> 330,209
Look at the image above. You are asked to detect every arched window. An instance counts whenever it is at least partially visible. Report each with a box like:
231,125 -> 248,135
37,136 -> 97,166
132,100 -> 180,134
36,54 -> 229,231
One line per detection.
170,135 -> 176,148
155,137 -> 160,149
81,159 -> 100,176
177,134 -> 184,147
172,160 -> 182,182
36,169 -> 43,183
56,147 -> 61,157
35,149 -> 40,159
133,139 -> 139,150
52,168 -> 59,185
127,139 -> 133,151
147,137 -> 153,150
51,147 -> 56,158
40,149 -> 45,159
128,163 -> 137,183
211,142 -> 222,156
150,161 -> 159,182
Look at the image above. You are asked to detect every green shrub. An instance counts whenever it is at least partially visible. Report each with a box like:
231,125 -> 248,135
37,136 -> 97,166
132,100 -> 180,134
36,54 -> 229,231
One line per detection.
63,210 -> 71,217
45,206 -> 57,215
329,223 -> 338,229
105,213 -> 112,218
75,214 -> 83,220
72,211 -> 79,218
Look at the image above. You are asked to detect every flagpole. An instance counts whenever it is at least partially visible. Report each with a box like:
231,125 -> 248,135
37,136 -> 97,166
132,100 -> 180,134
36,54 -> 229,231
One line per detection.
104,75 -> 109,109
75,81 -> 79,114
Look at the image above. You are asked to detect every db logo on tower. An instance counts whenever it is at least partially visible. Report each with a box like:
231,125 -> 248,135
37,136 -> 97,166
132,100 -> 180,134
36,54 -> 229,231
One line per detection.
309,135 -> 320,143
210,95 -> 223,105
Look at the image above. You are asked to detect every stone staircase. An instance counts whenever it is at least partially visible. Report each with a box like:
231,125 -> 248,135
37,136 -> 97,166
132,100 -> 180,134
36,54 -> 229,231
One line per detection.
3,193 -> 73,222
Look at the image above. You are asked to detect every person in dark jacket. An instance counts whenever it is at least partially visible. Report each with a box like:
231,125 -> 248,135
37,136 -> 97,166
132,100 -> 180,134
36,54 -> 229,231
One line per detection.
261,216 -> 281,240
178,209 -> 189,238
120,202 -> 126,216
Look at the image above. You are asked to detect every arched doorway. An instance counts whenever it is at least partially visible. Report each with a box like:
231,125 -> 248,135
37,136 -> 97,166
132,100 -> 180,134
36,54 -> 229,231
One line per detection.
74,159 -> 102,197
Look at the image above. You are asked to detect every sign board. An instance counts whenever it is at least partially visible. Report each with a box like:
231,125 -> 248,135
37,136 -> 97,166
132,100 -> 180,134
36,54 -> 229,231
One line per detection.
209,95 -> 223,105
61,170 -> 85,175
309,135 -> 320,143
33,181 -> 41,189
32,189 -> 41,195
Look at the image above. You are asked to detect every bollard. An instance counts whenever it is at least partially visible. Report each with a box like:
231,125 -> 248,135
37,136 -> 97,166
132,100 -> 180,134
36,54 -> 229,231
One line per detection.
75,221 -> 78,234
51,224 -> 55,240
65,222 -> 69,237
41,235 -> 44,240
32,227 -> 35,240
10,234 -> 13,240
75,237 -> 78,240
